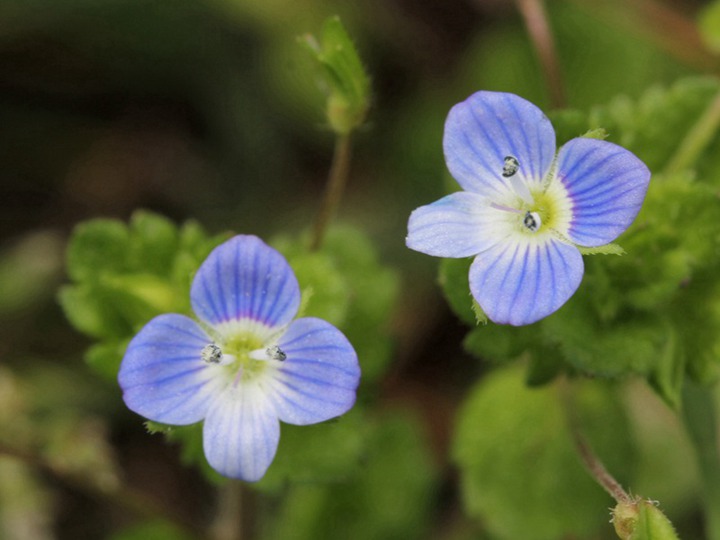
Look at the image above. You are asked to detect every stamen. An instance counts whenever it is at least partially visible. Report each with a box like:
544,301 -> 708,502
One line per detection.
266,345 -> 287,362
502,156 -> 519,177
501,156 -> 534,206
201,343 -> 223,364
523,211 -> 542,232
248,344 -> 287,362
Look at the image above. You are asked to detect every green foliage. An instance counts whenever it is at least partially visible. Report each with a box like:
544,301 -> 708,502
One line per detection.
263,410 -> 437,540
255,410 -> 365,491
301,16 -> 371,135
453,366 -> 633,540
590,78 -> 720,174
438,258 -> 475,326
60,210 -> 227,381
274,224 -> 399,385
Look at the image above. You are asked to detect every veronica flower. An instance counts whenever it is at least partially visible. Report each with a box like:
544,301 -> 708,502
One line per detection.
407,91 -> 650,325
118,235 -> 360,481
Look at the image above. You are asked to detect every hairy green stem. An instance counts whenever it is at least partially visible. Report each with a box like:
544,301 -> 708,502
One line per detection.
561,381 -> 630,503
515,0 -> 566,108
665,90 -> 720,175
0,440 -> 202,538
310,133 -> 353,251
570,423 -> 632,504
682,383 -> 720,540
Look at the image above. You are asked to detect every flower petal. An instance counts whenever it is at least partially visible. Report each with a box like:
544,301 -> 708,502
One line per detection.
202,384 -> 280,481
406,192 -> 512,258
191,235 -> 301,329
443,91 -> 556,199
469,236 -> 583,325
118,314 -> 225,425
556,138 -> 651,247
266,317 -> 360,425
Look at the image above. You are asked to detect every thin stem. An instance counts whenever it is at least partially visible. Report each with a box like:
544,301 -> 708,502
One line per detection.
0,440 -> 203,538
560,381 -> 631,503
515,0 -> 566,108
210,481 -> 244,540
571,429 -> 632,504
664,90 -> 720,175
310,133 -> 353,251
682,383 -> 720,540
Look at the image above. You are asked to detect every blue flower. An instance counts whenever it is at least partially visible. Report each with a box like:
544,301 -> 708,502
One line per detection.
118,235 -> 361,481
407,91 -> 651,326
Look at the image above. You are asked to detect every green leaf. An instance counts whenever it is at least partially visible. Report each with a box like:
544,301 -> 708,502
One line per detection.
58,284 -> 134,340
61,211 -> 224,382
646,326 -> 685,410
463,323 -> 543,365
438,258 -> 475,325
127,210 -> 179,276
66,219 -> 129,283
542,296 -> 667,377
453,366 -> 633,540
84,340 -> 129,383
301,16 -> 370,134
255,410 -> 365,492
263,410 -> 437,540
591,78 -> 720,174
281,251 -> 350,326
274,225 -> 399,385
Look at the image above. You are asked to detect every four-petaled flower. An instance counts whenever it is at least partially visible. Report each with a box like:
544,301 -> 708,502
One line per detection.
406,91 -> 651,325
118,235 -> 361,481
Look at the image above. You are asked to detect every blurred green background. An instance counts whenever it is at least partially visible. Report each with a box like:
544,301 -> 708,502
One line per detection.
1,0 -> 718,538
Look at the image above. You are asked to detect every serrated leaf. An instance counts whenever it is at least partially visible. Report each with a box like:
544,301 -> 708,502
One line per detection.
274,225 -> 399,385
66,219 -> 130,283
128,210 -> 179,275
542,296 -> 666,377
281,251 -> 349,326
62,211 -> 224,380
593,78 -> 720,174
